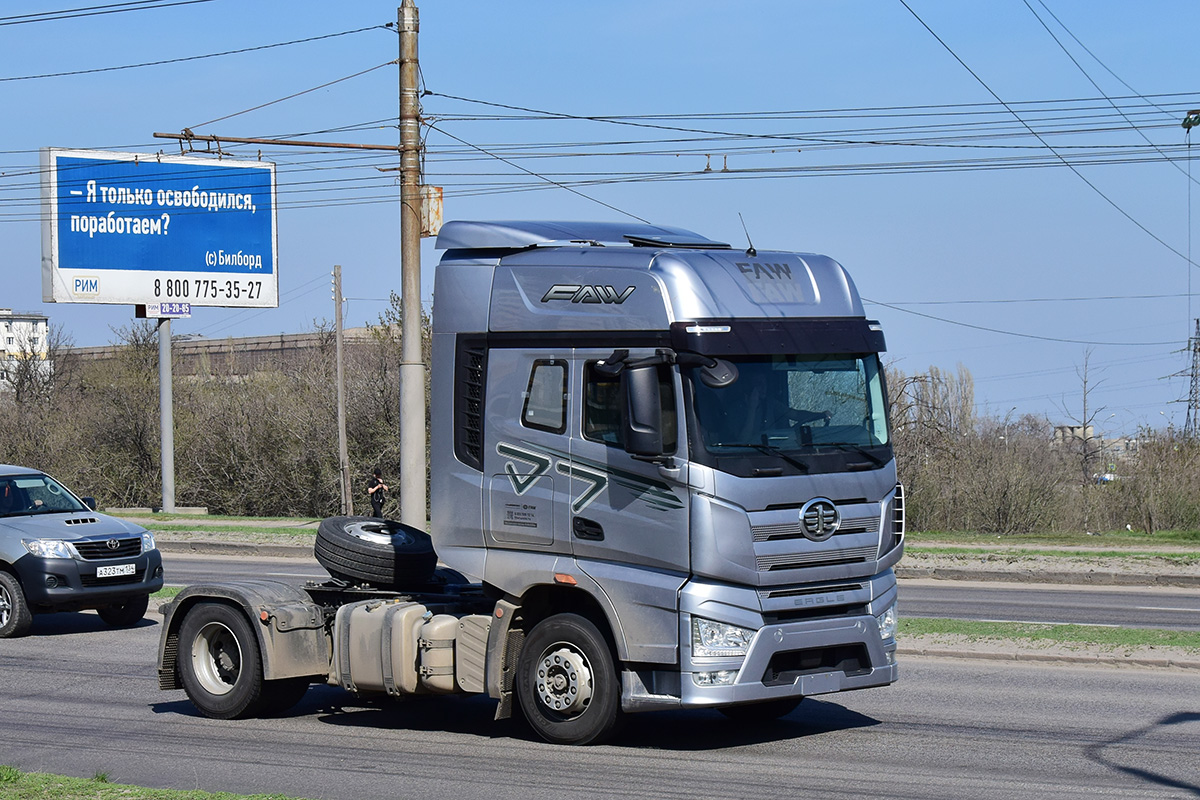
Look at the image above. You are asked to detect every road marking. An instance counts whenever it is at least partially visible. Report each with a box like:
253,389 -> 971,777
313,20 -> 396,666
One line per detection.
1136,606 -> 1199,613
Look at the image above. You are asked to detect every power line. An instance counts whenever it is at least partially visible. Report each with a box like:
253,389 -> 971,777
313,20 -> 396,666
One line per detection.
897,0 -> 1199,272
1,25 -> 387,83
187,60 -> 396,130
864,297 -> 1177,346
426,122 -> 650,224
0,0 -> 214,27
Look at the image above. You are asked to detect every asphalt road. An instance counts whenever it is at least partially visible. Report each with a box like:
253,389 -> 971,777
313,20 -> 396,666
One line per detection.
162,553 -> 1200,631
1,613 -> 1197,800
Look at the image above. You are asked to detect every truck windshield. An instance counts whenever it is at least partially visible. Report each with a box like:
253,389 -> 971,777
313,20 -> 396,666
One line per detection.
685,354 -> 890,476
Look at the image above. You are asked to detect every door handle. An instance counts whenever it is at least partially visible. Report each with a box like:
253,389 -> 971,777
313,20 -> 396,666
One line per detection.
572,516 -> 604,541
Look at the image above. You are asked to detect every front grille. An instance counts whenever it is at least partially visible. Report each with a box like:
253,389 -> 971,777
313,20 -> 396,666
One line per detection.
753,514 -> 878,542
762,604 -> 869,625
74,538 -> 142,560
761,644 -> 870,686
756,545 -> 877,572
80,567 -> 146,587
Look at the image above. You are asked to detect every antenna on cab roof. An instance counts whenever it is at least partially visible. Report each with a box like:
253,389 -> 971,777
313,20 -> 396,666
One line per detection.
738,213 -> 757,257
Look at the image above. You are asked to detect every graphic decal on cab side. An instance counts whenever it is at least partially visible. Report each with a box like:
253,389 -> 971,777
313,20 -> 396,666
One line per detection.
496,441 -> 683,514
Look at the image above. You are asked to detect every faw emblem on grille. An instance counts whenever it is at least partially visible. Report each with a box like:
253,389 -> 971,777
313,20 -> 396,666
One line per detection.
799,498 -> 840,542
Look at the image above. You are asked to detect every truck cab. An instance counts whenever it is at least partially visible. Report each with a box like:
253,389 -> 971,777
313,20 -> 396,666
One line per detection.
430,221 -> 902,736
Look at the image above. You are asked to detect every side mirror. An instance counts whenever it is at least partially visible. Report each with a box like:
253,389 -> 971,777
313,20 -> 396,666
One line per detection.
81,497 -> 97,511
620,364 -> 664,458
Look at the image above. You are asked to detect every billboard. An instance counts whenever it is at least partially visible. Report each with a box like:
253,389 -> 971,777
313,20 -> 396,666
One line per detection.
40,148 -> 278,308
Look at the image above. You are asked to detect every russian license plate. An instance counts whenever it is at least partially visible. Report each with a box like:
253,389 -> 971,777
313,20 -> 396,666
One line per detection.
95,563 -> 136,579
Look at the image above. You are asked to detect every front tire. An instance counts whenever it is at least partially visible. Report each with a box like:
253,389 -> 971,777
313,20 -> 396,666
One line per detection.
0,571 -> 32,639
178,602 -> 266,719
516,613 -> 621,745
97,594 -> 149,628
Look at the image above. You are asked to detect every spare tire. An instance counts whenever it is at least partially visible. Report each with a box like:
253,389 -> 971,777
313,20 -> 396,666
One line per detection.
314,516 -> 437,589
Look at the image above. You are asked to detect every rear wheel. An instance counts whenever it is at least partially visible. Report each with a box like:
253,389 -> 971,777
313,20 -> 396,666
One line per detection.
0,571 -> 32,639
178,602 -> 266,719
516,613 -> 621,745
97,594 -> 149,628
718,697 -> 802,722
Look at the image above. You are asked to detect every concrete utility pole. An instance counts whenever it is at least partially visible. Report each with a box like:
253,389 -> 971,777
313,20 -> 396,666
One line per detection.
333,265 -> 353,515
158,318 -> 175,513
398,0 -> 426,529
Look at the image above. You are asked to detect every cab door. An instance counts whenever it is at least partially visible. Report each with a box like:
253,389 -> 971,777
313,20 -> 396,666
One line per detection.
567,349 -> 690,575
482,349 -> 572,554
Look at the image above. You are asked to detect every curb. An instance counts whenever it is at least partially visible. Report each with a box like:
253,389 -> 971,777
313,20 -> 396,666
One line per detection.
159,540 -> 312,558
895,566 -> 1200,589
898,644 -> 1200,670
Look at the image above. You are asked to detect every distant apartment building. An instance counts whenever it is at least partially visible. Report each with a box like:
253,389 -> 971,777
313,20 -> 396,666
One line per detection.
0,308 -> 49,385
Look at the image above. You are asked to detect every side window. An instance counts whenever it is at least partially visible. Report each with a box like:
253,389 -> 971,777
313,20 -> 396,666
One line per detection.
584,362 -> 677,451
522,360 -> 567,434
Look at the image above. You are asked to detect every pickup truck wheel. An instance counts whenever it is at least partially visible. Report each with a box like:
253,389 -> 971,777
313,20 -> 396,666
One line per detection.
516,613 -> 621,745
178,602 -> 266,719
0,571 -> 33,639
718,697 -> 802,721
314,516 -> 437,589
96,594 -> 149,628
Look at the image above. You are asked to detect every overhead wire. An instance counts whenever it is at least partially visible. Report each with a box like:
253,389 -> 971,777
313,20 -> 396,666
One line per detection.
1,25 -> 388,83
0,0 -> 213,27
897,0 -> 1198,272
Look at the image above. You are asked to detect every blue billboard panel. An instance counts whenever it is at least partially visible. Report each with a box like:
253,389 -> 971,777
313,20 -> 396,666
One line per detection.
41,148 -> 278,308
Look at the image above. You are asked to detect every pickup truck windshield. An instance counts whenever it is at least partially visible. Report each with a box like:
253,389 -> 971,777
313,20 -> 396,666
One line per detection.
685,354 -> 890,476
0,474 -> 87,517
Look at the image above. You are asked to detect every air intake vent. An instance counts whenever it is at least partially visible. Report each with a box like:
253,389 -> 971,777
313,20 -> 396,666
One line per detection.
64,517 -> 99,526
455,340 -> 487,471
892,483 -> 905,536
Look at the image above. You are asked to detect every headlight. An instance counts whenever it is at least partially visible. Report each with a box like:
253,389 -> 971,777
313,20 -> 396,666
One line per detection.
22,539 -> 76,559
692,617 -> 756,658
141,532 -> 156,552
876,602 -> 898,640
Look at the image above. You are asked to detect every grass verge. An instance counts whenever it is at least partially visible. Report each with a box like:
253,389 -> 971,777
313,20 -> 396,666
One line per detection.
901,617 -> 1200,652
152,586 -> 184,600
0,767 -> 308,800
908,529 -> 1200,547
906,545 -> 1200,564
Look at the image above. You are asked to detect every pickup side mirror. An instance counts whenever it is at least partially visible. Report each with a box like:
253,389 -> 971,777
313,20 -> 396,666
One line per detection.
620,363 -> 665,458
81,496 -> 97,511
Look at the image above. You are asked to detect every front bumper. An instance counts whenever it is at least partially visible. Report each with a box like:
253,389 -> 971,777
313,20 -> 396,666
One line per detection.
13,550 -> 164,611
621,571 -> 898,711
681,614 -> 897,707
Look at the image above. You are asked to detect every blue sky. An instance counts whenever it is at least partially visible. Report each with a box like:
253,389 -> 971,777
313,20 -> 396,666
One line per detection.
4,0 -> 1200,436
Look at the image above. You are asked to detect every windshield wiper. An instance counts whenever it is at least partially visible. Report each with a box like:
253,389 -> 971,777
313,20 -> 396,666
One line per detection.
709,442 -> 809,472
814,442 -> 886,468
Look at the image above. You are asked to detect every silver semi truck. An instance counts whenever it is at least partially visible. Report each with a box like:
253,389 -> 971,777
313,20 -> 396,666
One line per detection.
157,220 -> 904,745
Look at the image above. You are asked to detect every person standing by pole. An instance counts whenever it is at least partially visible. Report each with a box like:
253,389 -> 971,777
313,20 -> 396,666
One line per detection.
367,468 -> 389,518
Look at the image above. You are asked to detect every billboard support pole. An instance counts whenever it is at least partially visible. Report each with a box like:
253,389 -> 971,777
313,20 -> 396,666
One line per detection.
158,317 -> 176,513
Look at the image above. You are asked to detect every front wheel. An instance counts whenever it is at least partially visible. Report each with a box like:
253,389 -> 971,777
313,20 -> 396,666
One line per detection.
178,602 -> 266,719
97,594 -> 149,628
0,571 -> 32,638
516,613 -> 621,745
